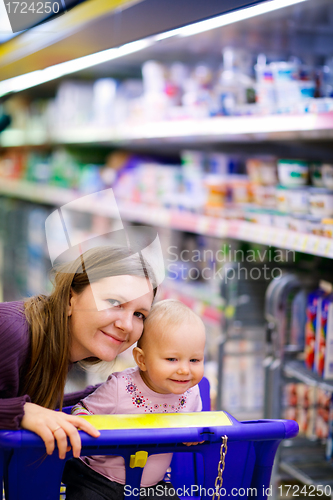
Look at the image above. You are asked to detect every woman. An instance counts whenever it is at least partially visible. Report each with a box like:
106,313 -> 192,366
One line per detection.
0,245 -> 157,460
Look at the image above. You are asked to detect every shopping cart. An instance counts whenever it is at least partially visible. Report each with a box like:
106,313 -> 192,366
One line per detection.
0,378 -> 298,500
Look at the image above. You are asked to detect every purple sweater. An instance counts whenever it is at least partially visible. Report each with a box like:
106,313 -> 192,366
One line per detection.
0,301 -> 98,430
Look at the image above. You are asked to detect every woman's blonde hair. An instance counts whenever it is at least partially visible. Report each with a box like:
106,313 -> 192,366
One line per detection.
137,299 -> 203,348
22,246 -> 157,410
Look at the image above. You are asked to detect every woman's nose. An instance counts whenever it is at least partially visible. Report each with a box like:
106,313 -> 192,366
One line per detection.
114,311 -> 133,332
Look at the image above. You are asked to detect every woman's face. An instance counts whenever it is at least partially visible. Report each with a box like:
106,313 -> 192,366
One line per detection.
68,275 -> 154,362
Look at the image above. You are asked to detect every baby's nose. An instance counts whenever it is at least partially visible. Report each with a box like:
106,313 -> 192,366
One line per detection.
177,363 -> 190,374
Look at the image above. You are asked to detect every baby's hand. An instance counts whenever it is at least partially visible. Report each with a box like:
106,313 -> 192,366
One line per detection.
183,441 -> 205,446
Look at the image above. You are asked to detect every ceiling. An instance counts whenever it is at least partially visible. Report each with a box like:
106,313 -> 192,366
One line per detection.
0,0 -> 332,97
0,0 -> 268,81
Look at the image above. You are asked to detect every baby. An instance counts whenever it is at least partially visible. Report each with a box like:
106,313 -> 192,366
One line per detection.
63,299 -> 206,500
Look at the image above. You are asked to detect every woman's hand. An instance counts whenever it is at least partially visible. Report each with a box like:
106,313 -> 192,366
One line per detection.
21,402 -> 100,459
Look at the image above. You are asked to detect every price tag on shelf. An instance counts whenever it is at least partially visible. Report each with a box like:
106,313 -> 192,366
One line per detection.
299,235 -> 309,252
291,233 -> 300,249
238,222 -> 252,241
148,209 -> 159,225
196,216 -> 211,234
281,230 -> 294,249
158,208 -> 172,227
326,240 -> 333,259
278,229 -> 288,247
249,224 -> 261,242
171,211 -> 197,232
228,220 -> 240,239
216,219 -> 228,237
259,226 -> 273,245
316,237 -> 331,256
304,235 -> 319,254
269,228 -> 284,246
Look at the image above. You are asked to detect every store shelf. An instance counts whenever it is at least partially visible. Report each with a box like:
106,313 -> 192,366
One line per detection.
158,279 -> 223,325
279,438 -> 333,489
2,113 -> 333,147
1,178 -> 333,258
283,360 -> 333,393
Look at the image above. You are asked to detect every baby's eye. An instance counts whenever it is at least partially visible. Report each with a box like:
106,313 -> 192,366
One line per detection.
166,358 -> 177,362
107,299 -> 121,307
190,359 -> 200,363
134,312 -> 146,320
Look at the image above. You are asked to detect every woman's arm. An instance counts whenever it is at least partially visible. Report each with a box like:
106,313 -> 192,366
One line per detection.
0,395 -> 31,430
0,303 -> 100,458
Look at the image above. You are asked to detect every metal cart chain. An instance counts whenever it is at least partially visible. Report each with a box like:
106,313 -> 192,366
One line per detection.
212,435 -> 228,500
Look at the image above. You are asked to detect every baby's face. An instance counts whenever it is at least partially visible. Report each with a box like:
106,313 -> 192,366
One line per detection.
140,319 -> 205,395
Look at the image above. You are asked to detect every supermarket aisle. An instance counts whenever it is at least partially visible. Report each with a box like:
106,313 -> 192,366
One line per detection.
1,0 -> 333,497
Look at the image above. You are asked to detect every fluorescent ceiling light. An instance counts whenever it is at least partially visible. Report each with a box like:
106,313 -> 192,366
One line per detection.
0,38 -> 152,97
0,0 -> 309,97
155,0 -> 308,40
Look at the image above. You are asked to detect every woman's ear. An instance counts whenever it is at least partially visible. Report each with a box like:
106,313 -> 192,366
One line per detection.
68,290 -> 74,317
133,347 -> 147,371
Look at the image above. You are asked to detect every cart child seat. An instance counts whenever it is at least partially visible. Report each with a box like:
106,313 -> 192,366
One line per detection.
0,378 -> 298,500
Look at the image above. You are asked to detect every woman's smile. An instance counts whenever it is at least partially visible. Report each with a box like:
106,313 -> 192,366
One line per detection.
101,330 -> 126,344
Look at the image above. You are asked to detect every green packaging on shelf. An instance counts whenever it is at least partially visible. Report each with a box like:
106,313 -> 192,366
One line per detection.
24,152 -> 52,184
50,149 -> 81,189
277,159 -> 309,187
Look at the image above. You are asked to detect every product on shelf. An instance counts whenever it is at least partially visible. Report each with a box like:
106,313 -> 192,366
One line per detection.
315,293 -> 333,379
283,383 -> 332,442
3,145 -> 333,247
222,337 -> 265,415
326,395 -> 333,460
305,288 -> 328,371
277,159 -> 309,187
322,218 -> 333,238
246,156 -> 278,186
288,187 -> 310,214
316,388 -> 331,440
310,162 -> 325,187
275,185 -> 289,213
309,187 -> 333,217
307,215 -> 324,236
290,289 -> 308,349
322,164 -> 333,189
288,214 -> 308,233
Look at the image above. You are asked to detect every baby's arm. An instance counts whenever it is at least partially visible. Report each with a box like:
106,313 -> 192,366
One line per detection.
71,401 -> 93,416
71,373 -> 119,418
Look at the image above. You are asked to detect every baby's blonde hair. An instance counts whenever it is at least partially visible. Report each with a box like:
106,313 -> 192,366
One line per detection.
137,298 -> 204,348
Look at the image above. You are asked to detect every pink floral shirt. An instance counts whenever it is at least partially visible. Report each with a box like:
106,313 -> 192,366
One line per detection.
72,366 -> 202,486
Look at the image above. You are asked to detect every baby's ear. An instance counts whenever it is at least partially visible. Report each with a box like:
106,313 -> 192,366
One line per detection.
132,347 -> 147,371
